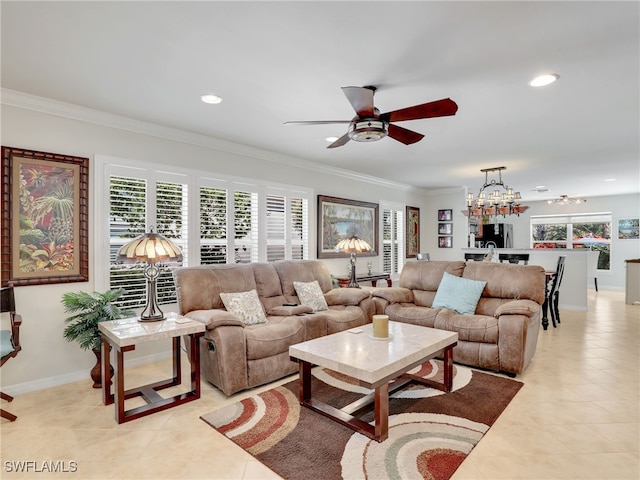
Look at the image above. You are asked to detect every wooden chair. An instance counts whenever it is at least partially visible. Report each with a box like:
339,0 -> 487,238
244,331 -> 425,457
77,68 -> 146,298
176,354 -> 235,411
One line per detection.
587,250 -> 600,291
543,256 -> 566,329
464,253 -> 485,261
1,285 -> 22,422
498,253 -> 530,265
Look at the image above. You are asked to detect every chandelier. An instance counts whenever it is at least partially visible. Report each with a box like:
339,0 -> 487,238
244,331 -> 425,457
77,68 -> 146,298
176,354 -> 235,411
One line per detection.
547,195 -> 587,205
462,166 -> 529,218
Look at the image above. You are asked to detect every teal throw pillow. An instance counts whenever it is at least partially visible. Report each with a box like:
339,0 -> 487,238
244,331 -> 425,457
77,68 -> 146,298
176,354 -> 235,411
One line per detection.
432,272 -> 486,315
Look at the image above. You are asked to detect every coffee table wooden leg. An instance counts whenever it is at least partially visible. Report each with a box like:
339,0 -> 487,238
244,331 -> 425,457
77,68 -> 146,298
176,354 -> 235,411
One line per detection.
374,382 -> 389,441
299,360 -> 312,402
443,345 -> 453,392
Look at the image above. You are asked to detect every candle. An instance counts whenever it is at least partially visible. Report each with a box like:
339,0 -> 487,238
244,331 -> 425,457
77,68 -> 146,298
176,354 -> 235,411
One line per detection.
372,314 -> 389,338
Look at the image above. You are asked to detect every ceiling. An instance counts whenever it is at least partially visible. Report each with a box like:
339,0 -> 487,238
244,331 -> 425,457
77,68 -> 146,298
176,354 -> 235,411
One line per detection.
2,1 -> 639,201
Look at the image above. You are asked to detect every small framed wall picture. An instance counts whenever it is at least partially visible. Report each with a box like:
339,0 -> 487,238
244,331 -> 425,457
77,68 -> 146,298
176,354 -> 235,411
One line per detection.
438,223 -> 452,235
438,236 -> 452,248
438,209 -> 452,221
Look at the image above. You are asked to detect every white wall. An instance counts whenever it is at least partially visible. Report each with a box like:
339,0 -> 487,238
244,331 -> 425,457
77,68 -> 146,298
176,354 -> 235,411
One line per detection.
1,101 -> 436,394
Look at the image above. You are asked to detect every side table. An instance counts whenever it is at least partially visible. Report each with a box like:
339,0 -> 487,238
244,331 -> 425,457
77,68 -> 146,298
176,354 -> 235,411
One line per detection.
335,272 -> 392,288
98,316 -> 205,424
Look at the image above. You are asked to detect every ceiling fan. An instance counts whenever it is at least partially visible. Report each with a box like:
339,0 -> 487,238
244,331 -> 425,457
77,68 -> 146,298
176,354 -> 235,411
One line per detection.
284,86 -> 458,148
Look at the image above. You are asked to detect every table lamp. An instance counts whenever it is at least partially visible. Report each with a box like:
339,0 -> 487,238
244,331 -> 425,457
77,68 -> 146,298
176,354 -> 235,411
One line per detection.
116,228 -> 183,322
335,235 -> 371,288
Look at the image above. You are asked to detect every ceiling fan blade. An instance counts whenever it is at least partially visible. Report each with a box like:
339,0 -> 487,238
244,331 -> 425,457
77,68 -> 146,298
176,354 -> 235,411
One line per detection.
327,132 -> 351,149
381,98 -> 458,123
342,86 -> 376,118
283,120 -> 351,126
387,124 -> 425,145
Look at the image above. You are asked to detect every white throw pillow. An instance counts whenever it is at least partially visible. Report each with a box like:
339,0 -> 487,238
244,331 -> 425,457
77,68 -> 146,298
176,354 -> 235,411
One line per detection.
293,280 -> 328,312
219,289 -> 267,325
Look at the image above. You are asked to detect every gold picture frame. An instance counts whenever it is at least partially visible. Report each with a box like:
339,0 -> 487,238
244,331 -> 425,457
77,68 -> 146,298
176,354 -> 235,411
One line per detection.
317,195 -> 378,258
1,146 -> 89,286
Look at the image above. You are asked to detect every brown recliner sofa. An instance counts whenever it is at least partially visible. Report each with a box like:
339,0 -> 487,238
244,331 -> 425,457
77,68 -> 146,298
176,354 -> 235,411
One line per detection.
174,260 -> 373,395
371,260 -> 545,376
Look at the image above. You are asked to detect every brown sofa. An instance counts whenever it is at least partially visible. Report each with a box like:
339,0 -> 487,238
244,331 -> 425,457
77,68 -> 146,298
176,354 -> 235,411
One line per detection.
174,260 -> 373,395
371,260 -> 545,376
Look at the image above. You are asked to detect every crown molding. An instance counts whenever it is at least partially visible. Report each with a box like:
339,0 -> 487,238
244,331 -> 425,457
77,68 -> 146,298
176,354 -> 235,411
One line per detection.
2,88 -> 428,193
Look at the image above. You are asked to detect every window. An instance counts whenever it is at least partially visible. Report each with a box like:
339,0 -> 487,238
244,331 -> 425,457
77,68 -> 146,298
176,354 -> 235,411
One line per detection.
98,158 -> 311,310
382,206 -> 404,275
108,171 -> 188,309
531,213 -> 612,269
265,189 -> 309,262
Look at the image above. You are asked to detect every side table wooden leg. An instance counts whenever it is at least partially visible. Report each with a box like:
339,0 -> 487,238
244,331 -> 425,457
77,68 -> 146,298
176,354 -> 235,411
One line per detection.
101,337 -> 112,405
115,347 -> 126,423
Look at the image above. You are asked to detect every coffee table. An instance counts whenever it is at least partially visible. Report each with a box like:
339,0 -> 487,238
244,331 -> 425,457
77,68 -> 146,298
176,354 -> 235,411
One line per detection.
289,322 -> 458,442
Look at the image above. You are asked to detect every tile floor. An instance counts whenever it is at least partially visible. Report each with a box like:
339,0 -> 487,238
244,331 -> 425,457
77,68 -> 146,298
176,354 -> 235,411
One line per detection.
1,289 -> 638,479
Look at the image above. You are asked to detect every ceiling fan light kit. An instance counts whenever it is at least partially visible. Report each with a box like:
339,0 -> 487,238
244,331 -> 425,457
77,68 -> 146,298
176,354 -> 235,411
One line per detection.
548,195 -> 587,205
349,119 -> 387,142
284,85 -> 458,148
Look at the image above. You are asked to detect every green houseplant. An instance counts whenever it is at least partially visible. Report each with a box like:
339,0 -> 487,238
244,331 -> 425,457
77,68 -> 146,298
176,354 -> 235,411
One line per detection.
62,289 -> 133,388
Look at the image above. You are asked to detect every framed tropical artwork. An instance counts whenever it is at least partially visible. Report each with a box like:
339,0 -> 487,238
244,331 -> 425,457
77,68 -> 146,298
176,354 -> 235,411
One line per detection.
406,206 -> 420,258
1,146 -> 89,286
317,195 -> 378,258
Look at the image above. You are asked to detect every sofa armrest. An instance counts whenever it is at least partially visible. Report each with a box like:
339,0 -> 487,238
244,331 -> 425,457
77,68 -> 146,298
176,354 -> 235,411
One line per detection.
370,287 -> 414,304
185,309 -> 244,329
495,300 -> 540,318
324,288 -> 370,306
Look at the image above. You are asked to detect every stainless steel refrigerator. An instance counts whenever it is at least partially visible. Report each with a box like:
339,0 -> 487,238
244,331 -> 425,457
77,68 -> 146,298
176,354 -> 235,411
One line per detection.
476,223 -> 513,248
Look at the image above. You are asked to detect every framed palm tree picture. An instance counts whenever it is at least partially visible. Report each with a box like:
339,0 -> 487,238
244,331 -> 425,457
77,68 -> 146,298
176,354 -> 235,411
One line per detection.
1,146 -> 89,286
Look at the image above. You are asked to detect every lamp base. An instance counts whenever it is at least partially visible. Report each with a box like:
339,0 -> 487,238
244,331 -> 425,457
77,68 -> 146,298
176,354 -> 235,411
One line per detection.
138,314 -> 165,323
347,259 -> 360,288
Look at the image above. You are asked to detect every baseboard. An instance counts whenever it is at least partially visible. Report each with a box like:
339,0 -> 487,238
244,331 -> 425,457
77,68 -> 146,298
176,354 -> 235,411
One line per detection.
2,351 -> 172,397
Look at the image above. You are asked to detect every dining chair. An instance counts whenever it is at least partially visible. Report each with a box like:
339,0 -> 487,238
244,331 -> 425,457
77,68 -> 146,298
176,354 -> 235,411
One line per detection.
464,253 -> 486,261
587,250 -> 600,291
498,253 -> 530,265
543,256 -> 566,329
1,285 -> 22,422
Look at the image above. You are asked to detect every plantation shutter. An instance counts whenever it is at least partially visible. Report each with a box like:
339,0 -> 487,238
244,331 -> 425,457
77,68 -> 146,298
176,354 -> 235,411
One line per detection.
382,207 -> 404,275
200,186 -> 227,264
155,179 -> 188,305
290,197 -> 308,260
266,194 -> 286,262
234,191 -> 259,263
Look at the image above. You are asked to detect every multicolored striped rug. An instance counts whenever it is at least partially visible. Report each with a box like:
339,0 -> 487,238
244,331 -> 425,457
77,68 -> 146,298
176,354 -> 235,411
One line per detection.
201,360 -> 522,480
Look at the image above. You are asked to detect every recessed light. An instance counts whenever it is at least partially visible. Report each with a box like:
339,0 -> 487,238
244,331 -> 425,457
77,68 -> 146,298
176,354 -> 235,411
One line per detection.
529,74 -> 559,87
604,178 -> 616,182
201,94 -> 223,104
326,136 -> 339,142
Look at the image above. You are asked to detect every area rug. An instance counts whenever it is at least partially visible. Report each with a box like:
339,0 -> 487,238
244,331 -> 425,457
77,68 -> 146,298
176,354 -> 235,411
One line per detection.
201,360 -> 523,480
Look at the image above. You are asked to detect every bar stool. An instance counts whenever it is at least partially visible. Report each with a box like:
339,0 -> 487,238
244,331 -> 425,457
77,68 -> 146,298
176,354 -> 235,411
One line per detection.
498,253 -> 530,265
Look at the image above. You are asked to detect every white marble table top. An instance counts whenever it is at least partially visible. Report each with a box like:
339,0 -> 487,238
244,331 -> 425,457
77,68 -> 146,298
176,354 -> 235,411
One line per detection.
98,315 -> 205,347
289,322 -> 457,387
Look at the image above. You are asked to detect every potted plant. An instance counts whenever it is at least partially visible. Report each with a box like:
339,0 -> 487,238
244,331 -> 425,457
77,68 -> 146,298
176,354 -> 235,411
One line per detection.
62,289 -> 134,388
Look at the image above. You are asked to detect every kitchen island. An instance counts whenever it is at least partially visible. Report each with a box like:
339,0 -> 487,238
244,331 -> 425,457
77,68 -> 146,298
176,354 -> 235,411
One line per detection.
462,248 -> 599,311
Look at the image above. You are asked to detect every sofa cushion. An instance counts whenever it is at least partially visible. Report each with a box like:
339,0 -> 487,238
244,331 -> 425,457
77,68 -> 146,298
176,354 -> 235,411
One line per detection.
266,304 -> 313,316
432,272 -> 486,315
220,289 -> 267,325
434,310 -> 499,344
294,280 -> 328,312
